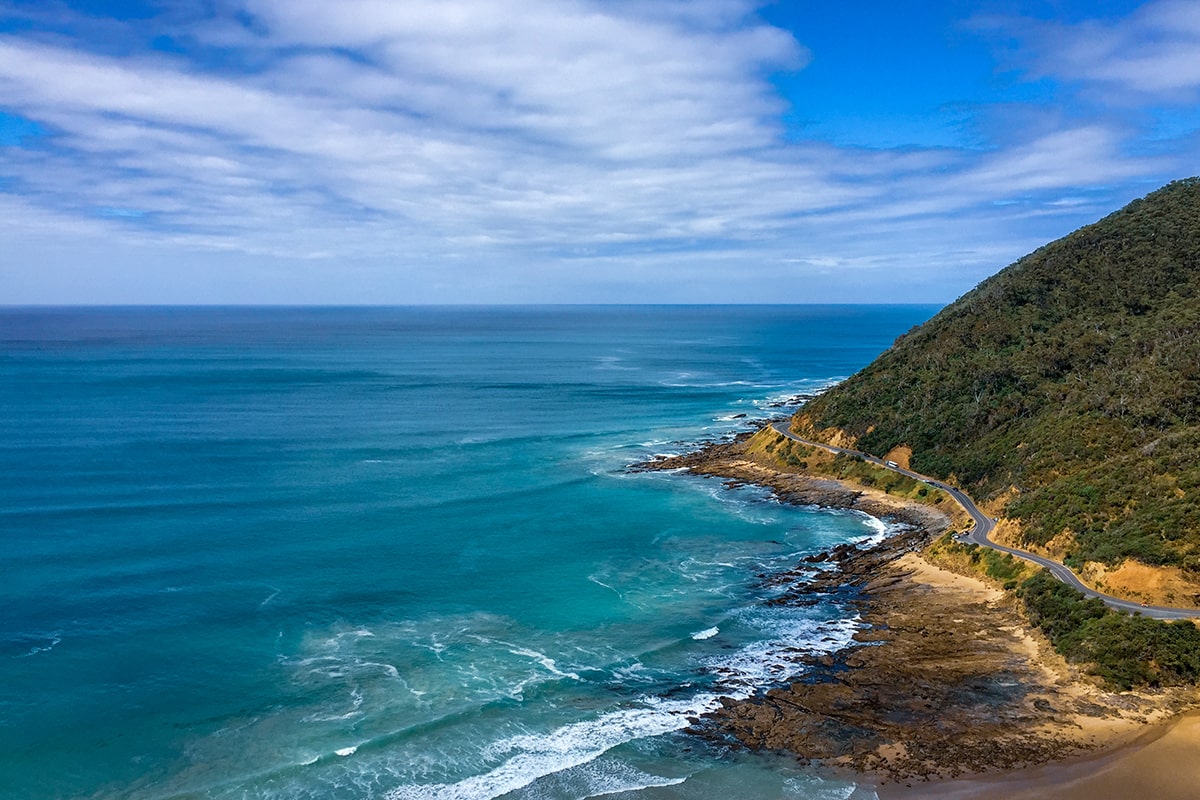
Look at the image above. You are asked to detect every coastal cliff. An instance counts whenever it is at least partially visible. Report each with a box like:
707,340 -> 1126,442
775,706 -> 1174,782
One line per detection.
796,178 -> 1200,608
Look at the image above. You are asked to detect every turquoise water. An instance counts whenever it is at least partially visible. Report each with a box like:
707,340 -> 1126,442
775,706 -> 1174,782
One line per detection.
0,305 -> 937,800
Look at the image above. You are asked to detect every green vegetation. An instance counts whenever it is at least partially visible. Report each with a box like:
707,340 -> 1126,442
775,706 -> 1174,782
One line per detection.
822,452 -> 937,502
749,429 -> 951,506
927,537 -> 1200,689
799,178 -> 1200,571
928,534 -> 1035,590
1017,571 -> 1200,689
972,545 -> 1027,589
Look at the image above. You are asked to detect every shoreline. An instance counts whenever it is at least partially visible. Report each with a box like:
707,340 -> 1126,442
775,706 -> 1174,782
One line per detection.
637,427 -> 1200,796
881,708 -> 1200,800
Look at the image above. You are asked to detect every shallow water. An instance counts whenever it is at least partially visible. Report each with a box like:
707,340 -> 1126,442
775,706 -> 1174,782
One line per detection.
0,305 -> 937,799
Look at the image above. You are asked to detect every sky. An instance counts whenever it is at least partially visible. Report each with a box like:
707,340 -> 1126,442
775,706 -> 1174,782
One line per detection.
1,0 -> 1198,304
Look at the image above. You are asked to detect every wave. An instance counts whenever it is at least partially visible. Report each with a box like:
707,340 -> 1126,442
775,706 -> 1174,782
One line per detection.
504,646 -> 583,683
700,611 -> 861,697
593,356 -> 640,372
749,379 -> 843,408
512,758 -> 688,798
259,586 -> 281,608
282,615 -> 612,729
180,443 -> 873,799
8,631 -> 63,658
385,696 -> 716,800
853,513 -> 902,548
152,562 -> 866,799
658,378 -> 767,389
379,606 -> 860,800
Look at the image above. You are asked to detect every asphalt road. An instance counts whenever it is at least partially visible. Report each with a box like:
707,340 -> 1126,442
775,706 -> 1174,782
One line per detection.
769,420 -> 1199,620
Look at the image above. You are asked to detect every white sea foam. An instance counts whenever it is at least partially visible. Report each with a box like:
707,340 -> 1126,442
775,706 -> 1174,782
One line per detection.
507,646 -> 583,682
701,612 -> 862,696
521,757 -> 689,798
587,575 -> 624,601
259,586 -> 281,608
594,356 -> 638,372
382,606 -> 863,800
303,687 -> 366,723
268,508 -> 868,799
854,513 -> 898,548
386,696 -> 719,800
17,633 -> 62,658
701,488 -> 783,525
609,662 -> 652,684
750,380 -> 843,408
659,380 -> 751,389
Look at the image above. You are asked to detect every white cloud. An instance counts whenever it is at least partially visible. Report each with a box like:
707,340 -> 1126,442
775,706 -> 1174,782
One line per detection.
960,126 -> 1151,195
239,0 -> 805,160
0,0 -> 1187,303
0,3 -> 837,261
987,0 -> 1200,99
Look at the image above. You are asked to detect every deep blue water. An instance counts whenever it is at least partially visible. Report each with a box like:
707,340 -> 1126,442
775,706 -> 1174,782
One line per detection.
0,305 -> 937,800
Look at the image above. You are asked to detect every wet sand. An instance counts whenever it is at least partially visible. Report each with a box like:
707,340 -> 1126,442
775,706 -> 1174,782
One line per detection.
884,710 -> 1200,800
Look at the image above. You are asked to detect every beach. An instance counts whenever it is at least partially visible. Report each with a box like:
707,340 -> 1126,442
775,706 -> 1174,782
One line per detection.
886,710 -> 1200,799
640,427 -> 1200,796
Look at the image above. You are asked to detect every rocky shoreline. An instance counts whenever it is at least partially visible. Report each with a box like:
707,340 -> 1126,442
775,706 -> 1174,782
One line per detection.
636,433 -> 953,534
636,428 -> 1193,787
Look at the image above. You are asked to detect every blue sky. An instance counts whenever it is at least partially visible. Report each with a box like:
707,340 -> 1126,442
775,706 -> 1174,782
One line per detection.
1,0 -> 1198,304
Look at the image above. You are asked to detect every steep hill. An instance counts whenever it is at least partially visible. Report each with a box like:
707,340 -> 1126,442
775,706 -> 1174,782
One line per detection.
793,178 -> 1200,590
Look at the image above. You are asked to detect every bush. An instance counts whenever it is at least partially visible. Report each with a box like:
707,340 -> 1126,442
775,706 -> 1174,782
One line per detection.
980,550 -> 1024,583
1017,570 -> 1200,689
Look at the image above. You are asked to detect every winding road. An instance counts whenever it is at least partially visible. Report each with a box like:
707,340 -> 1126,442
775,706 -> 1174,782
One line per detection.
769,420 -> 1200,621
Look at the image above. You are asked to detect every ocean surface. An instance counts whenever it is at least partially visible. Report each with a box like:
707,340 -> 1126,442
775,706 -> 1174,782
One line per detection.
0,305 -> 939,800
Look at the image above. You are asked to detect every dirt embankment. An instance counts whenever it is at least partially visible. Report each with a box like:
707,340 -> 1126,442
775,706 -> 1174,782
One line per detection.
987,514 -> 1200,610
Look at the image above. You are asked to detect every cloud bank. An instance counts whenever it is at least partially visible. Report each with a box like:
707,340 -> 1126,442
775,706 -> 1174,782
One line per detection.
0,0 -> 1195,303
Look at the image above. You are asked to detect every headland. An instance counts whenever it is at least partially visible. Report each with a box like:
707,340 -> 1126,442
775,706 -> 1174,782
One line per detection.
636,425 -> 1200,795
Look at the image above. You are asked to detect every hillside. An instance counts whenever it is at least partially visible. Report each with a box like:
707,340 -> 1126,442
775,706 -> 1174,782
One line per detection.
793,178 -> 1200,599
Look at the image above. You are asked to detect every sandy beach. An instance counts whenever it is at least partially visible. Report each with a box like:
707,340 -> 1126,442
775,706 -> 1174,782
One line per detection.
884,710 -> 1200,800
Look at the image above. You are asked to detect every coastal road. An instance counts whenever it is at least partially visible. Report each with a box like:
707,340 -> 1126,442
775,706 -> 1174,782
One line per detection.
769,420 -> 1200,621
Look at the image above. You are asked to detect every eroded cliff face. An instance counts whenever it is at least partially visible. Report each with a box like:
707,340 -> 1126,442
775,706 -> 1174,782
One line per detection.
787,412 -> 857,450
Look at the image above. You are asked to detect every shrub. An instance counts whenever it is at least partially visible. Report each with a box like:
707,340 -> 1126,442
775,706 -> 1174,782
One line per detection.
1017,570 -> 1200,689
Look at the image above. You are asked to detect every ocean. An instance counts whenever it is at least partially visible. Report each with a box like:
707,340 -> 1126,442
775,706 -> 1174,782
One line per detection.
0,305 -> 938,800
